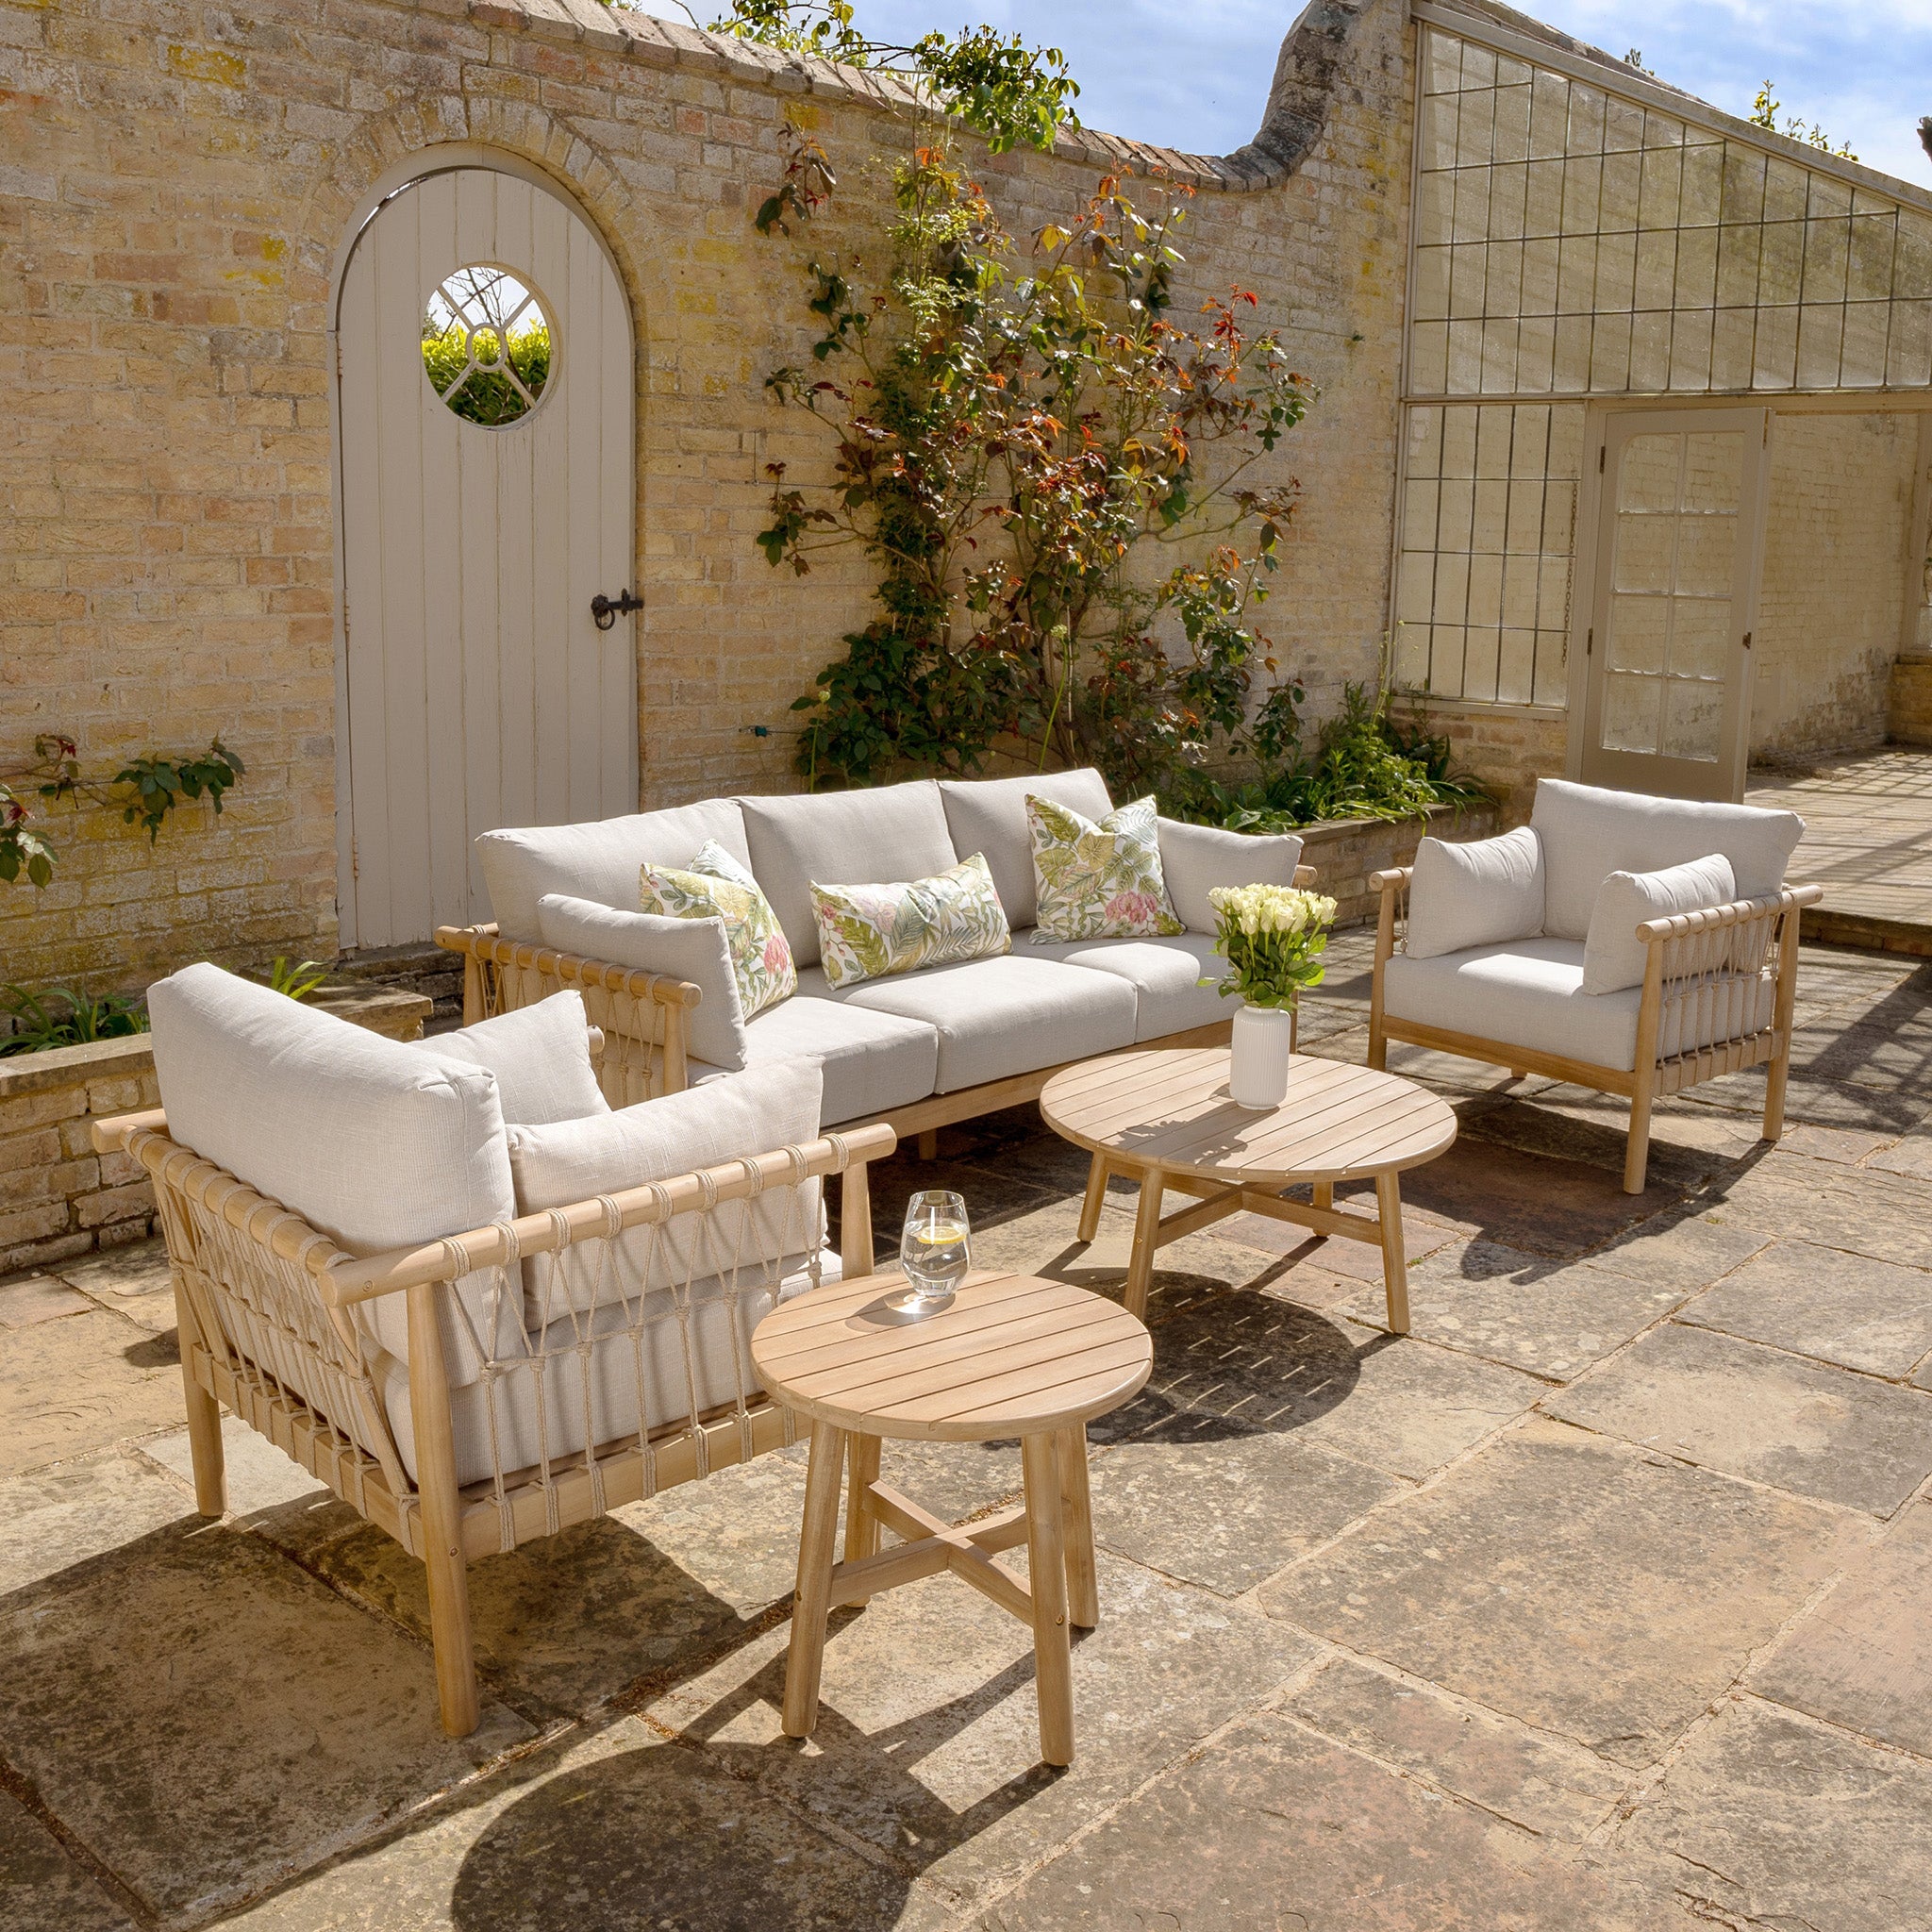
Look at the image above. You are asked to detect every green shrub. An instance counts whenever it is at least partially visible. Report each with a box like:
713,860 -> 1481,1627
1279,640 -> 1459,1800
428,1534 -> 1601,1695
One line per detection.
0,983 -> 148,1057
422,321 -> 552,426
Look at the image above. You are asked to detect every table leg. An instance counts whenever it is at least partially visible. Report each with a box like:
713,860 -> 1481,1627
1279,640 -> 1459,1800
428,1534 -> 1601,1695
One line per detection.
843,1432 -> 883,1599
1375,1171 -> 1410,1336
1124,1170 -> 1164,1322
1022,1432 -> 1075,1766
1057,1424 -> 1099,1630
783,1418 -> 847,1739
1076,1153 -> 1110,1244
1312,1181 -> 1334,1212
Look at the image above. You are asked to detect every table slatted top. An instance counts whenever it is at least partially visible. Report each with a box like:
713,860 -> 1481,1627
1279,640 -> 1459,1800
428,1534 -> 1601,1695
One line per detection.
751,1271 -> 1152,1441
1040,1047 -> 1457,1186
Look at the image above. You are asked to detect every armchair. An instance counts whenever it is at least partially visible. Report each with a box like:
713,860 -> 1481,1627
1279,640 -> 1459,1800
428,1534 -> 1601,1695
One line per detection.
1367,779 -> 1823,1194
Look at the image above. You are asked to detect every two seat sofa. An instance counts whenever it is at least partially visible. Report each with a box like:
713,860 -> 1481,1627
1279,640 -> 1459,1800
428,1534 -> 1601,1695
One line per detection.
436,768 -> 1313,1142
1369,777 -> 1822,1193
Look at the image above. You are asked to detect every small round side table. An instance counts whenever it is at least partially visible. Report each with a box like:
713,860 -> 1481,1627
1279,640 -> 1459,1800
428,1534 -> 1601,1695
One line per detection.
751,1269 -> 1152,1768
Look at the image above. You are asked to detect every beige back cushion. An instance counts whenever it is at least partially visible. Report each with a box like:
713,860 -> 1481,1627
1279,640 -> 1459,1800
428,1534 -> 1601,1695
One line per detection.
1155,817 -> 1307,935
424,990 -> 609,1125
1531,778 -> 1801,939
146,962 -> 518,1385
475,799 -> 751,941
736,781 -> 958,967
937,769 -> 1114,928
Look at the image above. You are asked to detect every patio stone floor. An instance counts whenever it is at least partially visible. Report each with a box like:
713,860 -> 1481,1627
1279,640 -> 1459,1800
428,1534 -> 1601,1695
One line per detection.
7,930 -> 1932,1928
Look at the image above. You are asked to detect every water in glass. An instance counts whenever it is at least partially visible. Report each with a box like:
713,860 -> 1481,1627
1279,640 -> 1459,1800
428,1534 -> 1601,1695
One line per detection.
900,1191 -> 971,1307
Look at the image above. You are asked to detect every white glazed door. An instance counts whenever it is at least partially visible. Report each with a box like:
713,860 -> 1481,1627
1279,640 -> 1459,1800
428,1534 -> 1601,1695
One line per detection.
336,166 -> 635,948
1576,407 -> 1769,803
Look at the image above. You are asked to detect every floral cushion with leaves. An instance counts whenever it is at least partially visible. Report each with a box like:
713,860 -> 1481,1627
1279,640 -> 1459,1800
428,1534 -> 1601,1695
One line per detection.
640,841 -> 796,1021
810,853 -> 1012,991
1026,793 -> 1184,941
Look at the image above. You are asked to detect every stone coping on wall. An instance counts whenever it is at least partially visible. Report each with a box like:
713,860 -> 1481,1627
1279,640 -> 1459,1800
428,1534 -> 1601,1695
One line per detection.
462,0 -> 1360,194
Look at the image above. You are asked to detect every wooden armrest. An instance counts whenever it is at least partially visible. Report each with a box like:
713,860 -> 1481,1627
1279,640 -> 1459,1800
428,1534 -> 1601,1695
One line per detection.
1635,883 -> 1822,944
319,1123 -> 899,1305
92,1108 -> 170,1154
434,924 -> 704,1009
1370,867 -> 1413,894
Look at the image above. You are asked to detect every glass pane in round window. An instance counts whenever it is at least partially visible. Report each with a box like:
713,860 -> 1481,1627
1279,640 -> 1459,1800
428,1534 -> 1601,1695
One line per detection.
422,265 -> 552,426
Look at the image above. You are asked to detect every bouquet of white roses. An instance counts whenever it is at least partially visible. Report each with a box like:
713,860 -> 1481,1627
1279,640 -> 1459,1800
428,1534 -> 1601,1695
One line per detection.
1199,882 -> 1339,1009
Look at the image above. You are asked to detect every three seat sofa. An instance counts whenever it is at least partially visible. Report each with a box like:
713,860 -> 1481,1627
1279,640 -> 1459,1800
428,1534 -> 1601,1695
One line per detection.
436,768 -> 1313,1143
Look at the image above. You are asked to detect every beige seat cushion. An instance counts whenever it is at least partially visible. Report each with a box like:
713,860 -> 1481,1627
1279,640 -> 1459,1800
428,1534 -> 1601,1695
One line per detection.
476,800 -> 752,941
1026,932 -> 1230,1041
737,780 -> 959,968
379,1251 -> 840,1487
1383,937 -> 1776,1074
1530,778 -> 1802,939
937,769 -> 1114,928
690,991 -> 940,1125
820,953 -> 1138,1093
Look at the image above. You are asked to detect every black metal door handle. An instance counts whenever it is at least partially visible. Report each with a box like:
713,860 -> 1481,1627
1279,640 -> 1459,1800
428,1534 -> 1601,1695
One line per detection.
591,590 -> 643,630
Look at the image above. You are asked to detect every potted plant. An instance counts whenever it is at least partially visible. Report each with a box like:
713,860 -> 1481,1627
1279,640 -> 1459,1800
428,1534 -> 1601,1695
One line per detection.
1200,883 -> 1338,1108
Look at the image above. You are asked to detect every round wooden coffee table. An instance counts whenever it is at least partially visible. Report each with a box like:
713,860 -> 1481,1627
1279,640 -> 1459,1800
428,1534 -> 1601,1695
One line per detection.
752,1269 -> 1151,1767
1039,1046 -> 1457,1332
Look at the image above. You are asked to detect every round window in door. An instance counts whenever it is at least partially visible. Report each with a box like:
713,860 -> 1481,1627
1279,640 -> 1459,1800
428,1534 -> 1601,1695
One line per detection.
420,264 -> 554,426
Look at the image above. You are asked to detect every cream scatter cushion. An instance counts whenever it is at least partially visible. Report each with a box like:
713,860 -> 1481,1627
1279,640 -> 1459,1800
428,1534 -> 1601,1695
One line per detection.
641,839 -> 796,1021
1155,817 -> 1306,935
1405,825 -> 1546,960
1027,793 -> 1184,941
1581,852 -> 1737,995
810,852 -> 1012,991
506,1059 -> 825,1326
538,892 -> 748,1072
425,989 -> 609,1125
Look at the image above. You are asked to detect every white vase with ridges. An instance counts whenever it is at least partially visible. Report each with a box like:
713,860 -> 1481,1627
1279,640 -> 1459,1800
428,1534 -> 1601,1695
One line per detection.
1228,1001 -> 1295,1108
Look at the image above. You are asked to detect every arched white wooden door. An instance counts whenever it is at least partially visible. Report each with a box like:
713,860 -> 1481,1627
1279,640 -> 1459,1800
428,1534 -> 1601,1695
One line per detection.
336,163 -> 636,948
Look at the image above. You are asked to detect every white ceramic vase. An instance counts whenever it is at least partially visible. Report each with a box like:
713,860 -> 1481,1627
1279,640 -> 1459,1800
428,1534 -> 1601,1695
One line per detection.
1228,1000 -> 1296,1108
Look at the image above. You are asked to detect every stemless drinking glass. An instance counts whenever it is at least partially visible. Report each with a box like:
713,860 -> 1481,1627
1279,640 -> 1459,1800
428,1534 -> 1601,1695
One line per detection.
899,1191 -> 971,1308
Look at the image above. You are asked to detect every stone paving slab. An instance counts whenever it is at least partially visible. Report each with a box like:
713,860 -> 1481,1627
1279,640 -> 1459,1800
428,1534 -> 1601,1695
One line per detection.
1089,1291 -> 1544,1481
1676,1238 -> 1932,1379
219,1716 -> 954,1932
1084,1425 -> 1399,1595
1615,1696 -> 1932,1932
646,1551 -> 1315,1913
1706,1151 -> 1932,1270
1284,1655 -> 1630,1841
0,1511 -> 532,1926
1585,1206 -> 1773,1293
1546,1321 -> 1932,1516
1341,1239 -> 1688,1380
1751,1499 -> 1932,1757
979,1707 -> 1693,1931
0,1302 -> 184,1478
0,1447 -> 196,1593
0,1274 -> 93,1327
1257,1418 -> 1862,1767
0,1791 -> 135,1932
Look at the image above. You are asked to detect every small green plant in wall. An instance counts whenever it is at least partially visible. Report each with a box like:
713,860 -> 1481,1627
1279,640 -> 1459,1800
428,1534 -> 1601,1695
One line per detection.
0,734 -> 246,887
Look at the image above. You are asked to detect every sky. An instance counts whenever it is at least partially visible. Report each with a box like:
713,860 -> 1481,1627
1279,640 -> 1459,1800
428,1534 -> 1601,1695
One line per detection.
640,1 -> 1932,191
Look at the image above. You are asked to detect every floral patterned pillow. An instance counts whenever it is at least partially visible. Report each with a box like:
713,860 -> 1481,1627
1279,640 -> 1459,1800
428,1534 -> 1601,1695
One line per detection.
810,853 -> 1012,991
640,841 -> 796,1021
1026,793 -> 1184,942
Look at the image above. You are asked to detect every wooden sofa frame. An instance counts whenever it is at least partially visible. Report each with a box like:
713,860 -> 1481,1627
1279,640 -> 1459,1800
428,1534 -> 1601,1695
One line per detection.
93,1107 -> 893,1738
433,861 -> 1318,1153
1366,867 -> 1824,1194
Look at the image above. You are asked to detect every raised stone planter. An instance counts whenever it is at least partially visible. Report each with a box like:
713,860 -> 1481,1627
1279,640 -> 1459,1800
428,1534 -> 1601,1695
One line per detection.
1299,797 -> 1500,929
0,983 -> 429,1275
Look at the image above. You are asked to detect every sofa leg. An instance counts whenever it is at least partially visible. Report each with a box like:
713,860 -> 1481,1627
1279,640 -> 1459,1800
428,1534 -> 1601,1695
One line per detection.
1076,1154 -> 1109,1244
917,1128 -> 939,1161
1762,1046 -> 1791,1145
424,1536 -> 480,1740
183,1370 -> 227,1519
1623,1091 -> 1655,1196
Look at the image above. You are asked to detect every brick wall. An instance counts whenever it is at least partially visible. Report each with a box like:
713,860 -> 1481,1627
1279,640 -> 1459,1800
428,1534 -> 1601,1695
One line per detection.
1752,411 -> 1920,761
1389,697 -> 1567,826
0,0 -> 1415,991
